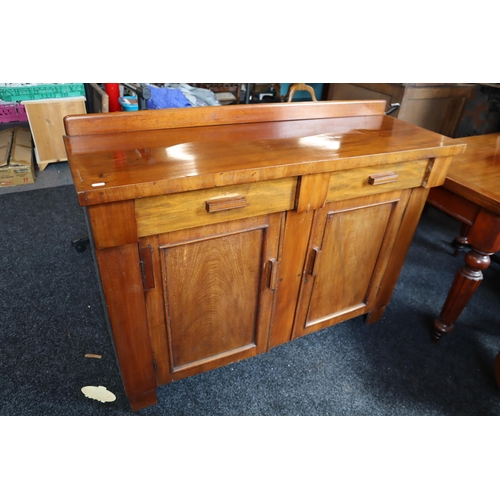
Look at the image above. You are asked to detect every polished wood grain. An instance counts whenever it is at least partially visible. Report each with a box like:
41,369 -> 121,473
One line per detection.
368,172 -> 399,185
88,200 -> 138,249
140,234 -> 173,386
422,156 -> 455,189
440,134 -> 500,214
63,101 -> 466,410
293,190 -> 410,337
326,160 -> 427,203
156,214 -> 283,380
268,209 -> 314,348
205,195 -> 248,212
64,100 -> 386,136
427,133 -> 500,340
366,187 -> 429,323
95,243 -> 157,410
427,187 -> 480,226
63,103 -> 464,207
134,177 -> 296,237
295,172 -> 330,213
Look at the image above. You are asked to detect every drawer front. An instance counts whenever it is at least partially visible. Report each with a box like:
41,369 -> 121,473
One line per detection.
135,177 -> 297,237
326,160 -> 428,203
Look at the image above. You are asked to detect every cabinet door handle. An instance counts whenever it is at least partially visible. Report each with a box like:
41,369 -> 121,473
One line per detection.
368,172 -> 398,185
139,245 -> 155,290
309,247 -> 321,277
205,195 -> 248,213
268,258 -> 279,291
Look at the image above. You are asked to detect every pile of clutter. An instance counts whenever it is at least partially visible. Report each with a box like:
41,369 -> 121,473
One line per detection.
145,83 -> 224,109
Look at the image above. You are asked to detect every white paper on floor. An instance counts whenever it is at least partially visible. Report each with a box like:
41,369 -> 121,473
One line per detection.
81,385 -> 116,403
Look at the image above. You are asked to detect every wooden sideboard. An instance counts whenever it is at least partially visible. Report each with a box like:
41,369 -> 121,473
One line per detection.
63,101 -> 466,410
327,84 -> 474,137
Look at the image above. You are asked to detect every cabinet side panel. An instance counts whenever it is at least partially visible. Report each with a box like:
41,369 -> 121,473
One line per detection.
369,187 -> 429,313
95,244 -> 157,408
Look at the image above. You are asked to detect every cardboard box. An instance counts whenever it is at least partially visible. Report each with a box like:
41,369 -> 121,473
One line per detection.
0,127 -> 36,187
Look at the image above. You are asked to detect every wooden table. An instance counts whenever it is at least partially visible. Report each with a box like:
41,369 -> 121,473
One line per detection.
427,133 -> 500,340
63,101 -> 465,410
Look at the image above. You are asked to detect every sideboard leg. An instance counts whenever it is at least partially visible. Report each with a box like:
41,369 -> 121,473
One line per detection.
365,306 -> 386,325
433,248 -> 491,341
95,244 -> 158,410
130,389 -> 158,412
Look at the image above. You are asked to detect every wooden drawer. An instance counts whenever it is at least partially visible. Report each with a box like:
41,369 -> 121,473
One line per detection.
326,160 -> 428,203
135,177 -> 297,237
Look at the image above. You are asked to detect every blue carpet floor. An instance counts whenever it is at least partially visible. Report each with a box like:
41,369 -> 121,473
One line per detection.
1,185 -> 499,416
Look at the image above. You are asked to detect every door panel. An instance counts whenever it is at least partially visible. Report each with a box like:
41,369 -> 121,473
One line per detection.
163,229 -> 263,367
151,213 -> 283,379
294,190 -> 410,338
305,202 -> 393,326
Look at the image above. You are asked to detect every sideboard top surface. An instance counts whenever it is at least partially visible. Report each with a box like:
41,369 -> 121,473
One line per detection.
63,101 -> 465,206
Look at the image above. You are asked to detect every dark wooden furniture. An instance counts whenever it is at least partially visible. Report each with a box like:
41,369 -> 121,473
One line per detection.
327,83 -> 474,137
427,133 -> 500,340
63,101 -> 465,410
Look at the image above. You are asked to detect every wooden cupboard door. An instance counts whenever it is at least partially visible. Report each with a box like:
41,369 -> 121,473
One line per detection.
293,190 -> 411,338
149,213 -> 283,381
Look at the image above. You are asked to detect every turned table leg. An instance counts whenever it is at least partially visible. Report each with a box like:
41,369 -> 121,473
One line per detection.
433,248 -> 492,341
434,208 -> 500,342
452,222 -> 471,256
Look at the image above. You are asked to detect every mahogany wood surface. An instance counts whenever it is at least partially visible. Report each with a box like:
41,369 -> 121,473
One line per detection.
64,100 -> 386,136
63,101 -> 466,409
427,133 -> 500,340
94,243 -> 157,410
293,190 -> 410,338
134,177 -> 296,237
268,209 -> 314,348
438,134 -> 500,214
156,214 -> 283,380
63,101 -> 463,207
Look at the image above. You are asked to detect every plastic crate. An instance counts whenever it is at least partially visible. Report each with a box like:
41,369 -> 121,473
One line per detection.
0,83 -> 85,102
0,102 -> 28,123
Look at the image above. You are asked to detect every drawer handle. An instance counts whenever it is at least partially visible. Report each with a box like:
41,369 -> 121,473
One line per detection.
205,195 -> 248,213
368,172 -> 398,185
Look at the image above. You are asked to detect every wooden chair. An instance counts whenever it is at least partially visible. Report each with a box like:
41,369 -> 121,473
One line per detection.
286,83 -> 317,102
